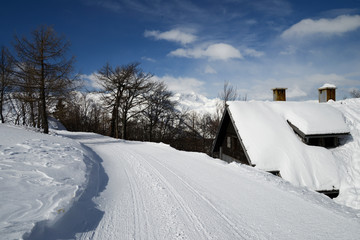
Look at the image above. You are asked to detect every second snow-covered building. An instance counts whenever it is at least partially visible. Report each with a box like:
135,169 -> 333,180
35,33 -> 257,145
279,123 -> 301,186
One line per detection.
212,100 -> 350,197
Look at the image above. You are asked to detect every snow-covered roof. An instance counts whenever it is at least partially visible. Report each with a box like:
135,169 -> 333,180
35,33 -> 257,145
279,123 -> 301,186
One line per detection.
226,100 -> 350,190
270,101 -> 349,135
319,83 -> 337,90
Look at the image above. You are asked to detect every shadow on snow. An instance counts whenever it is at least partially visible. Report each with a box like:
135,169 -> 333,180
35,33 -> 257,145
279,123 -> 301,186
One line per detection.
23,142 -> 109,240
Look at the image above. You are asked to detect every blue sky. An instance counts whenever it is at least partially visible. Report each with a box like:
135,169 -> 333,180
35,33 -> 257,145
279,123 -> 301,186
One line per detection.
1,0 -> 360,100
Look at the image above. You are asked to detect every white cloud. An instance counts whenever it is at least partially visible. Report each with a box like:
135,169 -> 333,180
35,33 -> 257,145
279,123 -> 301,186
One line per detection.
280,45 -> 297,55
141,56 -> 156,62
169,43 -> 243,61
243,48 -> 265,57
245,19 -> 258,25
248,79 -> 308,100
281,15 -> 360,38
306,73 -> 358,86
287,86 -> 307,98
81,73 -> 103,90
152,75 -> 205,94
144,29 -> 196,45
204,65 -> 217,74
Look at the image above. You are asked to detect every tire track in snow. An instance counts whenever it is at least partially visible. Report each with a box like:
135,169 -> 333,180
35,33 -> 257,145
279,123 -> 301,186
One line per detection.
123,150 -> 211,240
142,153 -> 264,240
123,167 -> 152,240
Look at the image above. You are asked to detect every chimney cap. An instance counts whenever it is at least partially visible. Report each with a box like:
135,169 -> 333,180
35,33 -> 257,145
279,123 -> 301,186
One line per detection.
319,83 -> 336,90
272,87 -> 288,90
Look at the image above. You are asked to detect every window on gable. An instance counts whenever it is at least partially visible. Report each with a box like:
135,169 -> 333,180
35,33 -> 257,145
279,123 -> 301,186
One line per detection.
227,136 -> 231,148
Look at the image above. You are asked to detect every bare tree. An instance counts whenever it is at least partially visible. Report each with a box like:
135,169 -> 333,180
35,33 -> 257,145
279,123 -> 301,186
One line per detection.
0,46 -> 14,123
350,89 -> 360,98
143,81 -> 176,141
215,80 -> 239,124
13,25 -> 78,133
97,62 -> 152,139
219,80 -> 239,104
118,64 -> 153,139
97,63 -> 137,138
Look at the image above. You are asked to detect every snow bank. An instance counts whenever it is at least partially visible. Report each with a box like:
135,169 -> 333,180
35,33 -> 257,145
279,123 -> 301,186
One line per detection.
227,101 -> 348,191
0,124 -> 87,239
329,98 -> 360,209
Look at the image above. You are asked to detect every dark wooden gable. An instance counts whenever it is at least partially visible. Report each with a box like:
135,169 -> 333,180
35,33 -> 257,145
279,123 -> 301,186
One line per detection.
212,108 -> 251,165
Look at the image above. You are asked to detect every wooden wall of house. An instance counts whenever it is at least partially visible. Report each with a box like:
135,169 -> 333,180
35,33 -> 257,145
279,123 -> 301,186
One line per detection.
319,88 -> 336,102
273,88 -> 287,101
221,120 -> 249,164
326,89 -> 336,101
306,136 -> 339,148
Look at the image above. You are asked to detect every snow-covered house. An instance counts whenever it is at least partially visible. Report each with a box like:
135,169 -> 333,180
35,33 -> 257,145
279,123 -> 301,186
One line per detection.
212,100 -> 350,198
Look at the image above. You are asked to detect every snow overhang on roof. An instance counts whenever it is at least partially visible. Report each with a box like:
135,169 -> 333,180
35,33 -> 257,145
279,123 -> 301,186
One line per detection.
270,101 -> 350,136
271,87 -> 288,90
319,83 -> 336,90
226,100 -> 348,191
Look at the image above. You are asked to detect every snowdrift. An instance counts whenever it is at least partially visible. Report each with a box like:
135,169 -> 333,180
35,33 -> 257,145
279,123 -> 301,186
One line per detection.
0,124 -> 88,239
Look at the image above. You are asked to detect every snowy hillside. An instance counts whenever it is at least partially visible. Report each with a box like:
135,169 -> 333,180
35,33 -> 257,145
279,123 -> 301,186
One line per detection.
1,124 -> 360,239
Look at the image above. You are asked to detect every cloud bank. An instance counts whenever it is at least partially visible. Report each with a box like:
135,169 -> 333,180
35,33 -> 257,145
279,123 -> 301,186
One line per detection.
152,75 -> 205,94
81,73 -> 103,90
170,43 -> 243,60
282,15 -> 360,38
144,29 -> 196,45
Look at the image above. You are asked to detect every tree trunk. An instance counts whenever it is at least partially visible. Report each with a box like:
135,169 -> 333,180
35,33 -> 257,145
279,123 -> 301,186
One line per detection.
29,101 -> 36,127
121,115 -> 127,140
0,90 -> 4,123
37,101 -> 41,128
110,105 -> 117,138
149,121 -> 153,142
40,58 -> 49,134
40,88 -> 48,133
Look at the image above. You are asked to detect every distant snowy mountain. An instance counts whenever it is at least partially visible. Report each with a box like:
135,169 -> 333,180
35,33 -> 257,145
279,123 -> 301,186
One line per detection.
172,92 -> 220,115
73,91 -> 221,116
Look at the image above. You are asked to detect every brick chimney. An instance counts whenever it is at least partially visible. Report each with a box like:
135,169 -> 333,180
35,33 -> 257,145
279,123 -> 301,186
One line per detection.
319,84 -> 336,102
272,88 -> 287,101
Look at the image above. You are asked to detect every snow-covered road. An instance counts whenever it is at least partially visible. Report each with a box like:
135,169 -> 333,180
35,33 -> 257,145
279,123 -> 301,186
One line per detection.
52,131 -> 360,240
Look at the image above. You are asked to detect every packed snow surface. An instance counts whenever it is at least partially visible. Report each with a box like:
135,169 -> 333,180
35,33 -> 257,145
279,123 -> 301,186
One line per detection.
1,124 -> 359,239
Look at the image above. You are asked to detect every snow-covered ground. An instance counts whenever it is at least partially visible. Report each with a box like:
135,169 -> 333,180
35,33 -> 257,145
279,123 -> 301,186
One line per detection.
1,122 -> 360,239
0,124 -> 88,239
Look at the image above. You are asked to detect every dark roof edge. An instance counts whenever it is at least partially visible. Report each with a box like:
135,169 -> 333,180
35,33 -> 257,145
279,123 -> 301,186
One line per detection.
287,120 -> 350,138
226,106 -> 253,166
211,106 -> 228,153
